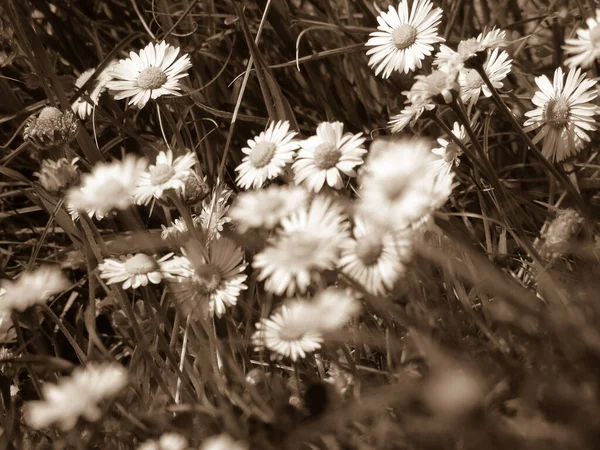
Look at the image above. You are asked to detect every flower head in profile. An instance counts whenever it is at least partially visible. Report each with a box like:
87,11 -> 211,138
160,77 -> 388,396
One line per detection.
458,48 -> 512,107
293,121 -> 366,192
25,363 -> 128,431
339,216 -> 412,295
200,434 -> 248,450
365,0 -> 444,78
564,10 -> 600,69
134,149 -> 197,206
389,70 -> 459,133
161,216 -> 203,243
67,155 -> 147,220
107,41 -> 192,109
253,196 -> 349,296
98,253 -> 181,290
252,301 -> 324,361
71,61 -> 117,119
235,121 -> 299,189
358,138 -> 454,228
523,67 -> 600,162
168,238 -> 247,318
0,266 -> 69,314
229,185 -> 309,233
431,121 -> 467,175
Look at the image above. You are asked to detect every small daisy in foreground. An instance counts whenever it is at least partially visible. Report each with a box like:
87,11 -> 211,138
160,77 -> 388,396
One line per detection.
253,196 -> 349,296
98,253 -> 180,290
169,238 -> 247,318
134,149 -> 197,206
25,363 -> 128,431
431,121 -> 467,175
235,120 -> 299,189
339,217 -> 412,295
253,301 -> 324,361
459,48 -> 512,107
358,138 -> 453,228
365,0 -> 444,78
293,121 -> 366,192
0,266 -> 69,314
71,62 -> 116,120
564,10 -> 600,69
229,185 -> 308,233
389,70 -> 459,133
523,67 -> 600,162
137,433 -> 188,450
200,434 -> 248,450
67,155 -> 147,220
107,41 -> 192,109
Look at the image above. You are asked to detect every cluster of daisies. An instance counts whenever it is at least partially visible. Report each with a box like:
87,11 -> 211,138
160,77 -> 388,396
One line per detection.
366,0 -> 600,163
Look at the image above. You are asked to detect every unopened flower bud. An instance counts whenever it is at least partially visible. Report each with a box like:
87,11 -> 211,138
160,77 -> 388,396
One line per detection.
23,107 -> 78,150
542,208 -> 583,256
35,158 -> 80,195
181,173 -> 209,206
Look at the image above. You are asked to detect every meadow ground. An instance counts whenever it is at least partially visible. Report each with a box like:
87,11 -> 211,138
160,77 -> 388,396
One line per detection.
2,0 -> 600,449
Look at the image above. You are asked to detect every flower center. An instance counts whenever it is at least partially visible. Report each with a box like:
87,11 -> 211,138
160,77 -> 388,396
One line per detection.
544,97 -> 570,128
313,142 -> 341,170
278,326 -> 306,342
392,24 -> 417,50
464,69 -> 484,89
193,264 -> 222,294
288,232 -> 323,262
124,253 -> 158,275
590,25 -> 600,45
249,141 -> 277,168
137,67 -> 167,90
149,163 -> 175,185
355,235 -> 383,266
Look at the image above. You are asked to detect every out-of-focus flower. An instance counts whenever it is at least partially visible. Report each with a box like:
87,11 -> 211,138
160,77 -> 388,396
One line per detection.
564,10 -> 600,69
0,266 -> 69,313
137,433 -> 188,450
34,158 -> 80,195
541,208 -> 584,256
199,434 -> 248,450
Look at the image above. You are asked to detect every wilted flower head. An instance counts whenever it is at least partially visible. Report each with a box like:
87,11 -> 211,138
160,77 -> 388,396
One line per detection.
34,158 -> 80,195
23,106 -> 79,150
0,266 -> 69,313
25,363 -> 128,430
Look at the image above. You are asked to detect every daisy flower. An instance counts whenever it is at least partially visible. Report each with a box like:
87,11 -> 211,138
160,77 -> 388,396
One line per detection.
107,41 -> 192,109
134,149 -> 197,206
160,215 -> 203,242
137,433 -> 188,450
253,196 -> 349,296
98,253 -> 181,290
292,121 -> 367,192
459,48 -> 512,107
435,27 -> 507,73
200,434 -> 248,450
358,138 -> 454,228
339,217 -> 412,295
71,62 -> 116,119
25,363 -> 128,431
523,67 -> 600,162
169,238 -> 248,318
0,266 -> 69,314
67,155 -> 147,220
430,121 -> 467,175
365,0 -> 444,78
235,120 -> 299,189
389,70 -> 459,133
311,287 -> 361,332
200,184 -> 233,240
229,185 -> 308,233
564,10 -> 600,69
252,301 -> 324,361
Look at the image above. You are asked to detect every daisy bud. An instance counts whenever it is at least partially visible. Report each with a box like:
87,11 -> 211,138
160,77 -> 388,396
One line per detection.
35,158 -> 80,195
542,208 -> 583,256
23,106 -> 78,150
181,172 -> 210,206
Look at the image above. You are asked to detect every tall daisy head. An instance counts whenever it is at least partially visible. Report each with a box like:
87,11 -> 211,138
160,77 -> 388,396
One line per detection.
0,266 -> 69,314
98,253 -> 182,290
366,0 -> 444,78
25,363 -> 128,431
339,216 -> 412,295
169,238 -> 248,318
235,120 -> 299,190
107,41 -> 192,109
292,121 -> 367,192
564,9 -> 600,69
358,138 -> 454,228
253,195 -> 349,296
67,155 -> 147,220
134,149 -> 197,206
523,67 -> 600,162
